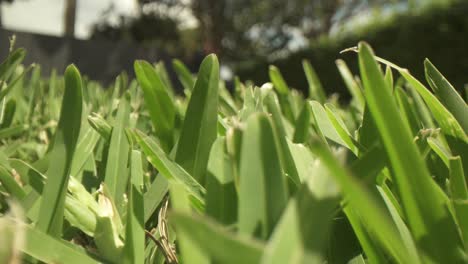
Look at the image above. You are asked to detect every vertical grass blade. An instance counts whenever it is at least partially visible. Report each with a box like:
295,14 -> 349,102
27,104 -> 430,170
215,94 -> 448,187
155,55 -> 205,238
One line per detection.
104,92 -> 130,210
336,59 -> 365,110
302,59 -> 326,103
238,113 -> 288,240
172,59 -> 195,92
358,42 -> 464,262
123,150 -> 145,264
175,54 -> 219,185
37,64 -> 83,237
449,156 -> 468,254
134,60 -> 175,151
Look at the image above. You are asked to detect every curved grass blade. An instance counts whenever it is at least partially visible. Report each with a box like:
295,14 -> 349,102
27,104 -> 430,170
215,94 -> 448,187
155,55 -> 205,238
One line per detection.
264,93 -> 300,187
23,223 -> 101,264
37,64 -> 83,237
175,54 -> 219,185
358,42 -> 464,262
424,59 -> 468,133
302,59 -> 326,103
172,59 -> 195,92
134,60 -> 175,151
0,48 -> 25,82
132,130 -> 205,208
311,138 -> 420,263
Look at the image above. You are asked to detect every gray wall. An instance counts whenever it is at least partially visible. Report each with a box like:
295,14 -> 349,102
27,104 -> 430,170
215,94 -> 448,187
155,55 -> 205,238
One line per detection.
0,28 -> 179,85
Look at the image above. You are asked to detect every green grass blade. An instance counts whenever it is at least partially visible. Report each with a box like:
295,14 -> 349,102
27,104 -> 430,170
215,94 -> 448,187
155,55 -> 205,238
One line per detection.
170,211 -> 264,264
0,165 -> 26,200
132,130 -> 205,208
424,59 -> 468,133
175,54 -> 219,185
358,42 -> 464,262
104,92 -> 130,210
336,59 -> 364,109
206,137 -> 237,225
310,138 -> 420,263
264,93 -> 301,187
293,102 -> 311,144
310,101 -> 350,149
261,170 -> 339,263
134,60 -> 175,151
87,113 -> 112,142
169,183 -> 209,263
238,113 -> 288,240
0,48 -> 25,82
23,223 -> 100,264
172,59 -> 195,92
143,175 -> 168,222
449,156 -> 468,254
302,59 -> 326,103
123,150 -> 145,264
70,127 -> 100,178
37,64 -> 83,237
269,65 -> 289,95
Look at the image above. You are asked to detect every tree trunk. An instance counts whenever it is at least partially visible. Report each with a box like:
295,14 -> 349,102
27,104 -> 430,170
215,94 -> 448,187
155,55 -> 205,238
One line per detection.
64,0 -> 77,37
0,4 -> 3,29
192,0 -> 225,55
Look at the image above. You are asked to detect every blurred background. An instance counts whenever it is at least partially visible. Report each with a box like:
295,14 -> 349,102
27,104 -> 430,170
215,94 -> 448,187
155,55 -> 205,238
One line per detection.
0,0 -> 467,97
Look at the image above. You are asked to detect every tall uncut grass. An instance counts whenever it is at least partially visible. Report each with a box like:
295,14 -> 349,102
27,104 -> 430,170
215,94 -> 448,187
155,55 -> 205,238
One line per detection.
0,40 -> 467,264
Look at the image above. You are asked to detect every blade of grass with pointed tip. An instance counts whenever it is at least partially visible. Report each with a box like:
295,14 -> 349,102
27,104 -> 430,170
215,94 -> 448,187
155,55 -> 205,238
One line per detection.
70,127 -> 100,178
336,59 -> 364,110
88,113 -> 112,142
104,92 -> 130,211
293,102 -> 311,144
0,64 -> 34,101
37,64 -> 83,237
264,93 -> 300,187
0,165 -> 26,200
325,103 -> 360,154
132,130 -> 205,208
310,138 -> 420,263
170,211 -> 264,264
302,59 -> 326,103
372,54 -> 466,142
175,54 -> 219,185
172,59 -> 195,92
134,60 -> 175,151
238,113 -> 288,240
424,59 -> 468,133
310,101 -> 349,148
0,48 -> 25,82
358,42 -> 464,262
